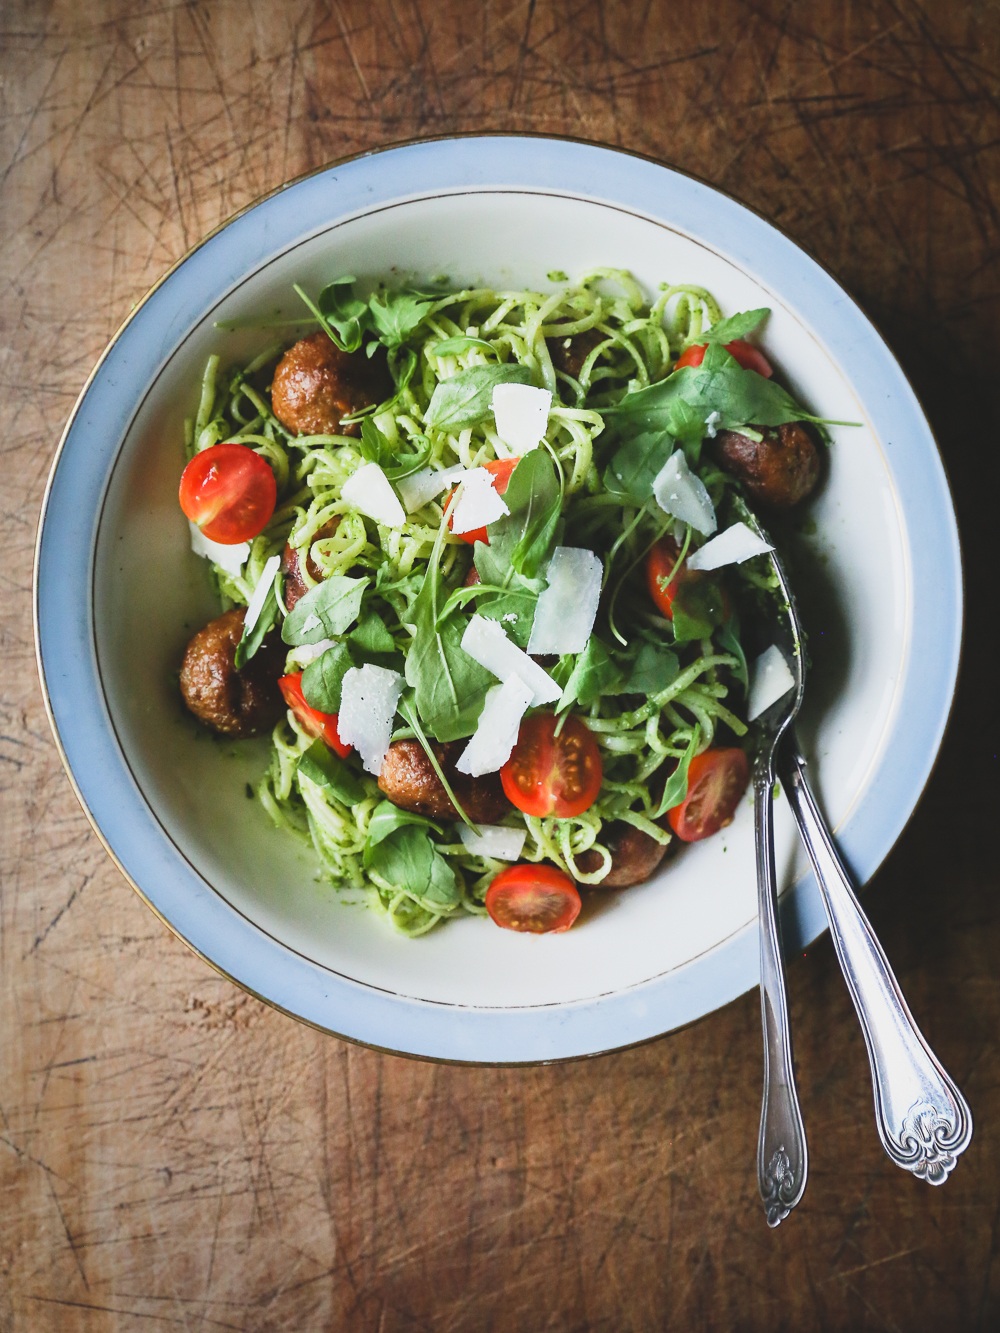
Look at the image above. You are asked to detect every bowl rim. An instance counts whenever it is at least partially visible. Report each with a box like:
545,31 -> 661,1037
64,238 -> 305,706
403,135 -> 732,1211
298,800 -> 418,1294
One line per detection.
34,132 -> 963,1064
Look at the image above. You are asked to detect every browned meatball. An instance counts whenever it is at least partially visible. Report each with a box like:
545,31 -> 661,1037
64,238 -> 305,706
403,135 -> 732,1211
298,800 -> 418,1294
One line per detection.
281,517 -> 342,611
271,332 -> 391,438
711,421 -> 821,509
179,608 -> 285,738
576,821 -> 679,888
378,741 -> 509,824
547,326 -> 604,381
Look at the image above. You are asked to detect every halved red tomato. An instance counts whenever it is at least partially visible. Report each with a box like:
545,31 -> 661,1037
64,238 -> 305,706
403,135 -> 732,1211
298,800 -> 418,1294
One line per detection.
485,864 -> 581,933
179,442 -> 277,544
278,673 -> 352,758
500,713 -> 602,818
667,748 -> 750,842
645,536 -> 688,618
674,339 -> 773,378
447,456 -> 519,545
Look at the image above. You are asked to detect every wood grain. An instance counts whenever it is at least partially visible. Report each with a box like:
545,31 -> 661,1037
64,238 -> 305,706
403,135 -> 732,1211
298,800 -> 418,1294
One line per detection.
2,1 -> 999,1328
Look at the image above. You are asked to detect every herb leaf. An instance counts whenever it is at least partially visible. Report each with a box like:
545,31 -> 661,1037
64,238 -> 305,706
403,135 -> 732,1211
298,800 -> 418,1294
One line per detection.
603,430 -> 675,505
558,636 -> 621,710
483,449 -> 562,581
282,575 -> 369,645
616,643 -> 680,695
368,290 -> 436,347
432,336 -> 496,357
653,726 -> 701,818
298,740 -> 367,805
425,363 -> 532,431
700,308 -> 769,345
366,824 -> 460,909
301,641 -> 354,712
365,799 -> 440,859
404,612 -> 493,742
349,610 -> 397,655
293,277 -> 366,353
234,581 -> 279,669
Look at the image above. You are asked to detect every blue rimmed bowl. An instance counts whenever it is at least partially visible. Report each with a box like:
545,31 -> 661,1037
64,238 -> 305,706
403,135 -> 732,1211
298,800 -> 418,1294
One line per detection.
34,136 -> 961,1063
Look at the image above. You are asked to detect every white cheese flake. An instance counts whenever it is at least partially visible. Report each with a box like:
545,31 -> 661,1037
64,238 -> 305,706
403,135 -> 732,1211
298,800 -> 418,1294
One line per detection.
747,644 -> 796,721
188,521 -> 250,577
243,554 -> 281,635
397,464 -> 467,514
341,462 -> 406,529
704,410 -> 722,439
337,664 -> 404,774
455,676 -> 533,777
457,822 -> 528,861
652,450 -> 717,535
460,615 -> 561,706
290,637 -> 338,666
450,466 -> 511,535
492,382 -> 552,453
687,522 -> 773,572
526,546 -> 603,656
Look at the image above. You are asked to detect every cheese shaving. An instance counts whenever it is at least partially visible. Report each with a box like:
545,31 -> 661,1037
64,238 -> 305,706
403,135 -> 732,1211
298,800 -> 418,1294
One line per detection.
460,615 -> 560,705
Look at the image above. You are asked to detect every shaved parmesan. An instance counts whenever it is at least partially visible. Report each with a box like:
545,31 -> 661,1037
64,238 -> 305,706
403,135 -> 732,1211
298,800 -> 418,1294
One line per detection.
527,546 -> 603,655
455,676 -> 533,776
337,664 -> 404,774
652,451 -> 717,535
292,637 -> 337,666
243,554 -> 281,634
748,645 -> 796,721
460,615 -> 561,705
188,521 -> 249,576
687,522 -> 772,571
450,466 -> 511,535
341,462 -> 406,529
704,410 -> 722,439
457,822 -> 527,861
492,382 -> 552,452
397,464 -> 466,514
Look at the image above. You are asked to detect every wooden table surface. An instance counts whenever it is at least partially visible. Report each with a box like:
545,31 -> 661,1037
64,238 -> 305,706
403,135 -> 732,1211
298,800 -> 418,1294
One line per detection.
3,2 -> 998,1329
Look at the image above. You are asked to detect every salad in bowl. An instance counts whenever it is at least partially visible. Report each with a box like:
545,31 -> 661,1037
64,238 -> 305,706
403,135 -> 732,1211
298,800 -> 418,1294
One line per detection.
176,269 -> 826,937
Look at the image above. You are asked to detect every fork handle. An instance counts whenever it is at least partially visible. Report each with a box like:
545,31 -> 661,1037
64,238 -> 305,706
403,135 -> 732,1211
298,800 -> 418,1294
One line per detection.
755,764 -> 808,1226
782,742 -> 972,1181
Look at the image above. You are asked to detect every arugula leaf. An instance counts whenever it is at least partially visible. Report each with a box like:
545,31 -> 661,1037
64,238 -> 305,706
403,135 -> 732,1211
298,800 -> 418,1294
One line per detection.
558,636 -> 621,710
234,580 -> 279,669
404,612 -> 493,742
282,575 -> 369,645
653,727 -> 701,818
670,575 -> 728,643
700,308 -> 769,345
368,290 -> 436,346
715,614 -> 749,693
297,740 -> 367,805
603,430 -> 675,505
615,643 -> 680,695
349,610 -> 397,655
365,799 -> 441,859
359,416 -> 432,480
476,592 -> 536,649
486,449 -> 562,580
366,825 -> 460,909
606,342 -> 820,440
294,277 -> 366,353
425,363 -> 532,432
301,641 -> 354,712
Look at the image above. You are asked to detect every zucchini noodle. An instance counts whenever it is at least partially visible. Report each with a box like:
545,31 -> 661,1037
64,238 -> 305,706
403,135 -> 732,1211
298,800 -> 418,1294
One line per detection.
186,270 -> 763,936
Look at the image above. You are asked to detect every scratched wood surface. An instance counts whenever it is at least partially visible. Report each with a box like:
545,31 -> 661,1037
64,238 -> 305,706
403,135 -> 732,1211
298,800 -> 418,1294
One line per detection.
2,1 -> 999,1329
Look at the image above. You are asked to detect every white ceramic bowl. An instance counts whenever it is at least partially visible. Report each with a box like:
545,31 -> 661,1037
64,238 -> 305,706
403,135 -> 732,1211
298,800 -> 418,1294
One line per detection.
35,136 -> 961,1063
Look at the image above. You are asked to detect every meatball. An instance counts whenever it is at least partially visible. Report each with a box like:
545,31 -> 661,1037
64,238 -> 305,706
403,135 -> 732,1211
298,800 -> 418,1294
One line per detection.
576,821 -> 678,888
711,421 -> 821,510
179,608 -> 285,738
378,741 -> 509,824
270,332 -> 391,438
281,517 -> 341,612
547,326 -> 604,381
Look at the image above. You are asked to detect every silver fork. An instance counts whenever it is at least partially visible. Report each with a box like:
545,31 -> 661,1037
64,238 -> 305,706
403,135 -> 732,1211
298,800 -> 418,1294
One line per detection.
744,502 -> 808,1227
739,500 -> 972,1189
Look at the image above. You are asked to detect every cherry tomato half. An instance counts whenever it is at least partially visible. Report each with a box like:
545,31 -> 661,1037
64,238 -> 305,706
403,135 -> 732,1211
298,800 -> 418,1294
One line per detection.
501,713 -> 603,819
447,456 -> 519,545
485,864 -> 582,934
645,536 -> 689,618
667,748 -> 750,842
278,673 -> 352,758
179,443 -> 277,544
674,339 -> 773,378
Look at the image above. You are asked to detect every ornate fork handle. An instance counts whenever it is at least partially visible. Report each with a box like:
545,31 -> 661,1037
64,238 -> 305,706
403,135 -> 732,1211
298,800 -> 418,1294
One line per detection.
782,742 -> 972,1182
755,762 -> 808,1225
